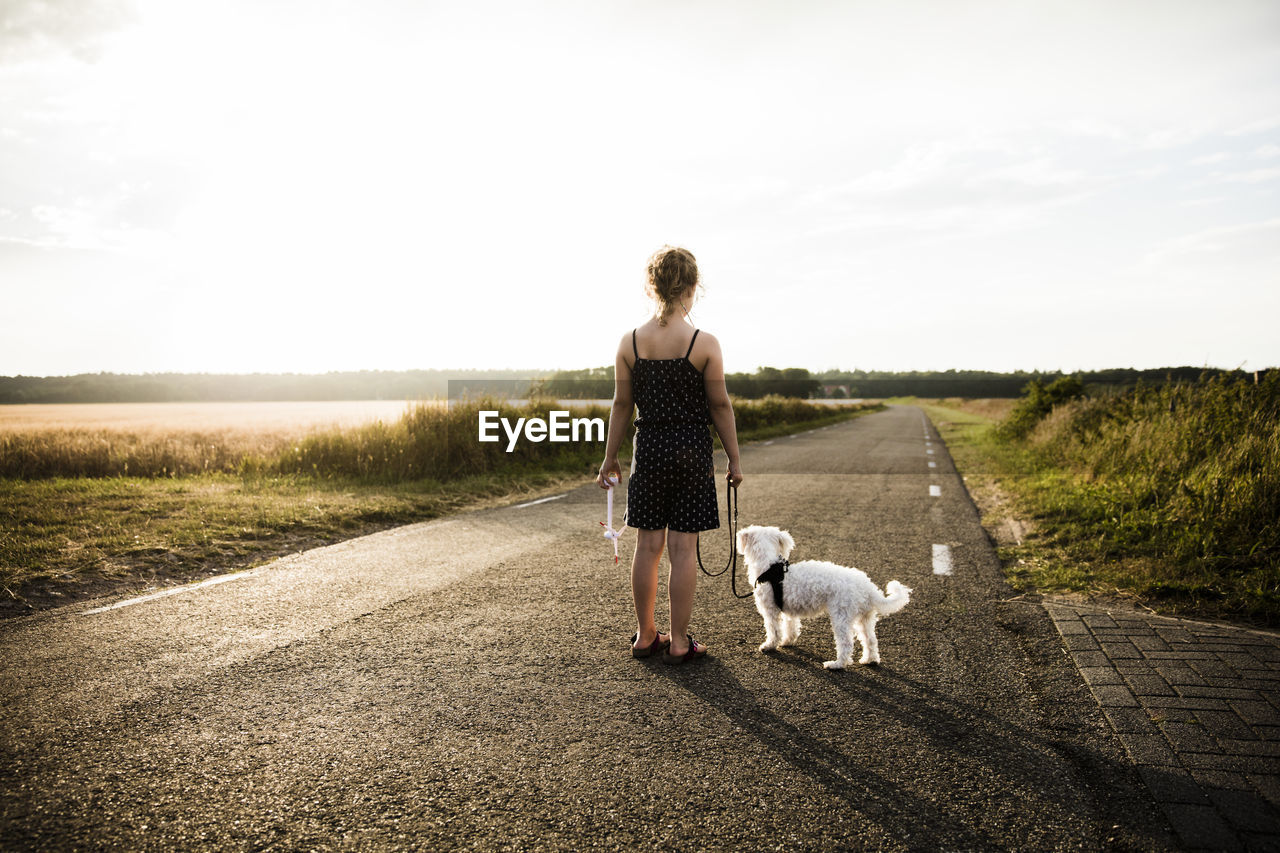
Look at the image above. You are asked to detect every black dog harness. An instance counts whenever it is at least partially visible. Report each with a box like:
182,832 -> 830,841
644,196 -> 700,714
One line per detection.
755,558 -> 790,609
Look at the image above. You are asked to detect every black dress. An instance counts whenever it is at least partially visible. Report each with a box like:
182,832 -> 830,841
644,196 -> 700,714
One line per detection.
624,328 -> 720,533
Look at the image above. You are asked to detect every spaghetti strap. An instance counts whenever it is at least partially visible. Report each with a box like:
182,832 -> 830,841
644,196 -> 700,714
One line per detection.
632,329 -> 639,360
685,329 -> 700,359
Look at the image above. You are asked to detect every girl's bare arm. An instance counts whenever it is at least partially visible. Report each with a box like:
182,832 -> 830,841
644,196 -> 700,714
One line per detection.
700,334 -> 744,487
597,335 -> 633,488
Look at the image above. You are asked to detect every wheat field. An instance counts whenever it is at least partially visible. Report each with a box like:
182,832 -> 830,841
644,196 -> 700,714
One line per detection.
0,400 -> 425,432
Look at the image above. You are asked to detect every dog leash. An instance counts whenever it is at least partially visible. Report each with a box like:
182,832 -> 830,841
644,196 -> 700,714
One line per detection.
696,479 -> 753,599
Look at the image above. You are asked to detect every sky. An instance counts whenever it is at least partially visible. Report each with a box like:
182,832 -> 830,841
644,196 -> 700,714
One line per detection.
1,0 -> 1278,377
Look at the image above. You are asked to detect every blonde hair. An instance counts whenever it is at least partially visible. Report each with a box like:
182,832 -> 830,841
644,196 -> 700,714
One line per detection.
645,245 -> 700,324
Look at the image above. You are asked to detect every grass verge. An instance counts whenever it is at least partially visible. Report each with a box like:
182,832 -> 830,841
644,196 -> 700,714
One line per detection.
911,396 -> 1280,627
0,471 -> 584,615
1,401 -> 880,615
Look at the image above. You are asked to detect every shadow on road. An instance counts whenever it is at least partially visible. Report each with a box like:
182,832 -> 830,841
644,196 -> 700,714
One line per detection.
651,651 -> 1176,849
653,656 -> 1005,849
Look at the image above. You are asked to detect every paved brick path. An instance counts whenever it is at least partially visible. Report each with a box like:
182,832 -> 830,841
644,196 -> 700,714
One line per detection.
1046,604 -> 1280,850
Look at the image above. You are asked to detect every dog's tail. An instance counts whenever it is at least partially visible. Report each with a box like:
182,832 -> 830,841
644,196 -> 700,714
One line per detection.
876,580 -> 912,616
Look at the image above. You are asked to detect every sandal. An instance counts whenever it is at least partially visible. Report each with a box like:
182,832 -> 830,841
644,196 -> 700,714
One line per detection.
631,630 -> 670,658
662,634 -> 708,665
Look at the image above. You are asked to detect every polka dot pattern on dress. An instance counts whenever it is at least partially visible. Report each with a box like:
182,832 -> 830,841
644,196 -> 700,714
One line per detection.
624,328 -> 720,534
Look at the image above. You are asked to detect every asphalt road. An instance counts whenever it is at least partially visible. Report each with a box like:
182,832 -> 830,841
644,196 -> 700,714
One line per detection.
0,405 -> 1176,851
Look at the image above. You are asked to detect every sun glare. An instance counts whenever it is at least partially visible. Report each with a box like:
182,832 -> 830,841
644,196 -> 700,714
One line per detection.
2,1 -> 1277,374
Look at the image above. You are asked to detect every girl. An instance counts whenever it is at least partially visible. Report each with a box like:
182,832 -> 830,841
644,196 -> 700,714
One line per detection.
597,246 -> 744,665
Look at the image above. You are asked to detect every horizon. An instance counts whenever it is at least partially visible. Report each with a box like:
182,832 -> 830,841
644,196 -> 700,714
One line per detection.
2,0 -> 1277,377
2,362 -> 1265,382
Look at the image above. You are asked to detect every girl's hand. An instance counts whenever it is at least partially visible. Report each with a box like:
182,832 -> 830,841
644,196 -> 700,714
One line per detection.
727,460 -> 744,489
597,459 -> 621,489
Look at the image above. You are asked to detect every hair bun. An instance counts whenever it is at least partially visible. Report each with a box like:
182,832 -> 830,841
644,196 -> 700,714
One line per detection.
645,246 -> 700,315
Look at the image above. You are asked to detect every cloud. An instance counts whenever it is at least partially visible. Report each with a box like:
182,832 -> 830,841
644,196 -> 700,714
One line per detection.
1210,167 -> 1280,185
1051,118 -> 1133,142
13,189 -> 171,257
1176,196 -> 1227,208
1228,116 -> 1280,137
0,0 -> 136,63
1142,218 -> 1280,268
1141,127 -> 1206,150
1189,152 -> 1233,166
802,137 -> 1099,241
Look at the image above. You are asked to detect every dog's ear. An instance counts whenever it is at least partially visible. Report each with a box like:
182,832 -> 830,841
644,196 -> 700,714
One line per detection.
775,529 -> 795,558
736,527 -> 753,555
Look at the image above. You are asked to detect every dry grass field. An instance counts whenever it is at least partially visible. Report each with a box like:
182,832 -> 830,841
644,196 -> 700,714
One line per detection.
0,402 -> 428,478
0,403 -> 416,480
0,400 -> 423,432
1,397 -> 877,613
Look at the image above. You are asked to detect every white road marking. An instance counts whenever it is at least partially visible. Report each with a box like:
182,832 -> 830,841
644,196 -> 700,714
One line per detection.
928,461 -> 937,468
930,485 -> 941,497
932,544 -> 953,576
84,571 -> 260,615
513,494 -> 568,508
926,449 -> 934,455
762,440 -> 775,445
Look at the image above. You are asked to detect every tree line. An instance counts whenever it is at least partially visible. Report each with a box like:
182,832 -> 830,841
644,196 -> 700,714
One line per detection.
0,370 -> 541,404
821,367 -> 1252,399
0,365 -> 1254,404
533,365 -> 1251,400
531,366 -> 823,399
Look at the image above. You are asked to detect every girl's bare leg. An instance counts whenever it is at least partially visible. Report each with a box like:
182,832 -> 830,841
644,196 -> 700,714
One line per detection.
632,528 -> 667,648
666,530 -> 701,656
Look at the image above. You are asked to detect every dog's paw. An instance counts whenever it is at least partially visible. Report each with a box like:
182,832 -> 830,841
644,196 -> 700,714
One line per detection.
823,660 -> 845,670
759,642 -> 778,653
859,657 -> 880,666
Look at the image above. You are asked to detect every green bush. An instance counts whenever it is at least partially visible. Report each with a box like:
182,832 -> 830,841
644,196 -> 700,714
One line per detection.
995,375 -> 1086,440
998,372 -> 1280,612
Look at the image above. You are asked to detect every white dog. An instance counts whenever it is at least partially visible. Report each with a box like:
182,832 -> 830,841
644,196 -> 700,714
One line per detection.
736,525 -> 912,670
